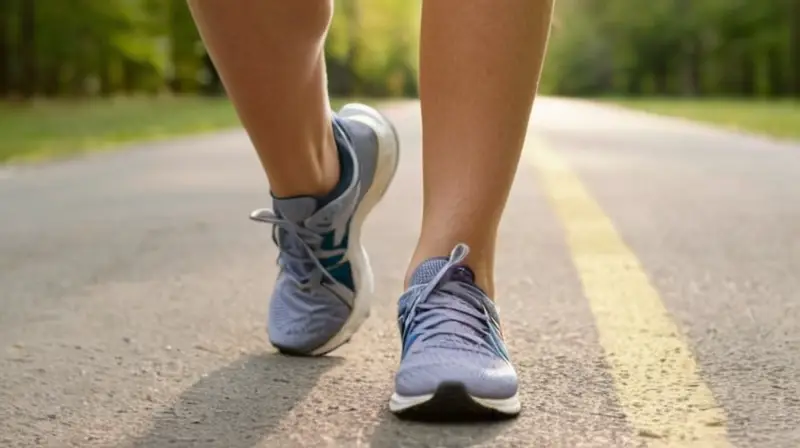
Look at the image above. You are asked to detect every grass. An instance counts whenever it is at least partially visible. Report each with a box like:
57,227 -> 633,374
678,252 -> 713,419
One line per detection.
11,96 -> 792,165
606,98 -> 800,141
0,96 -> 350,164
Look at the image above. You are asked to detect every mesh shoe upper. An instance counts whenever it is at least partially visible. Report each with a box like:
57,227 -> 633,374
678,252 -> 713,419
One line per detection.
395,244 -> 518,399
250,118 -> 368,354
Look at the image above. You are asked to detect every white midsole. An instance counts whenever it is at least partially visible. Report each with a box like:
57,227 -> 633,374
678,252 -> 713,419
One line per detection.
309,103 -> 400,356
389,391 -> 522,415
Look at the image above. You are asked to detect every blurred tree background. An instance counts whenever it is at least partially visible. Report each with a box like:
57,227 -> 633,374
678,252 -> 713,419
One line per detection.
1,0 -> 798,100
0,0 -> 421,100
2,0 -> 798,163
541,0 -> 800,97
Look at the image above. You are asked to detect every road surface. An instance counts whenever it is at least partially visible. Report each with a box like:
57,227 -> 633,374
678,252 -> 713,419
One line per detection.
1,98 -> 798,447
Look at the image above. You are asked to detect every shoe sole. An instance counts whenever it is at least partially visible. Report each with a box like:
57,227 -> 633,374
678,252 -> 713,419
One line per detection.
306,103 -> 400,356
389,382 -> 521,421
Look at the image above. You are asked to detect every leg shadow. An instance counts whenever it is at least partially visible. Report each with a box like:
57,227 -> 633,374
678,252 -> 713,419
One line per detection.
368,409 -> 511,448
128,352 -> 342,448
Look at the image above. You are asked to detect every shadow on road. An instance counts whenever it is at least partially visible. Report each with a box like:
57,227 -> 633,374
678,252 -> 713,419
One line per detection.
128,352 -> 341,448
368,410 -> 511,447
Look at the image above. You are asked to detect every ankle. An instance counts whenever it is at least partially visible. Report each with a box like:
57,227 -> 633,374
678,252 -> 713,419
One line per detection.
405,243 -> 496,297
269,129 -> 341,198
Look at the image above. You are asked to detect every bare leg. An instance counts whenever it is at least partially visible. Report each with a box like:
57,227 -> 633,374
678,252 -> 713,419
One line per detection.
187,1 -> 402,357
409,0 -> 554,296
187,0 -> 338,197
390,0 -> 554,418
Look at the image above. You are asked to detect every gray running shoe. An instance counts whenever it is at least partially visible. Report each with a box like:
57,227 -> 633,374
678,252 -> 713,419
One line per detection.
391,244 -> 520,419
250,104 -> 400,356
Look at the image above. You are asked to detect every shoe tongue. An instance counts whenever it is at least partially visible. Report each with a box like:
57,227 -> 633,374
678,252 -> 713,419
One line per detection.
409,257 -> 476,286
405,258 -> 489,346
272,196 -> 318,223
410,266 -> 485,343
409,257 -> 449,286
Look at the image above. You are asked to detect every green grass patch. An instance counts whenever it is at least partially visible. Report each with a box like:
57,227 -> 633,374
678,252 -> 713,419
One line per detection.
605,98 -> 800,141
0,96 -> 352,164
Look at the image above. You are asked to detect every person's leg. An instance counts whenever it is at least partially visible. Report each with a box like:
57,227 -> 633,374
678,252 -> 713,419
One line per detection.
410,0 -> 554,296
392,0 -> 554,419
187,1 -> 337,197
188,1 -> 400,355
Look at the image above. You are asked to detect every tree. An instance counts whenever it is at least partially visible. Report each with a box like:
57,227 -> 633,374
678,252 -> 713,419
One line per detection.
19,0 -> 35,99
0,0 -> 10,97
542,0 -> 799,98
0,0 -> 420,99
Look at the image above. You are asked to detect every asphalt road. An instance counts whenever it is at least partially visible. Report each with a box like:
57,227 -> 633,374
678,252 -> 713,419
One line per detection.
1,98 -> 798,447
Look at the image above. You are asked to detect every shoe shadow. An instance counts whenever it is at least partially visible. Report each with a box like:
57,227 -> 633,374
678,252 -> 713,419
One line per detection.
127,352 -> 342,448
367,409 -> 511,448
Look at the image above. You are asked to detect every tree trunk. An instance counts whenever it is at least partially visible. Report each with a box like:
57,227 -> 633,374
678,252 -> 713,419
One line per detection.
740,53 -> 756,96
0,0 -> 10,97
19,0 -> 36,99
653,60 -> 670,96
791,0 -> 800,96
41,63 -> 60,97
684,38 -> 703,96
766,47 -> 786,97
122,59 -> 136,94
98,46 -> 111,97
626,71 -> 643,96
677,0 -> 700,96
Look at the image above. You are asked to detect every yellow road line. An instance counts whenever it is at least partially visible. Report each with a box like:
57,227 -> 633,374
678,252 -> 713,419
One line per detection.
525,135 -> 730,447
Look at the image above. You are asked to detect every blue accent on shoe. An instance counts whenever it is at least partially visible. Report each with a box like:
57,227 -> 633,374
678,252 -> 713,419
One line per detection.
249,103 -> 400,356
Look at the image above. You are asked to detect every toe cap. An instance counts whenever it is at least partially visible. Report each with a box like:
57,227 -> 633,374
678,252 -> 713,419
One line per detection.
395,353 -> 518,400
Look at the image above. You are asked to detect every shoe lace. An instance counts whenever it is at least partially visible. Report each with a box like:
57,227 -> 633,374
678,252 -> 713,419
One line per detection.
250,208 -> 344,290
400,244 -> 504,356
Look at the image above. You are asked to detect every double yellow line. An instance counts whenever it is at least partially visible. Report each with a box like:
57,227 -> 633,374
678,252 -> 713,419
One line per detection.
525,136 -> 730,447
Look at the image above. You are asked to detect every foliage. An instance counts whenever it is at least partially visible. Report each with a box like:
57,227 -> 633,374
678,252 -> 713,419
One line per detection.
2,0 -> 797,99
541,0 -> 800,97
0,0 -> 421,99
